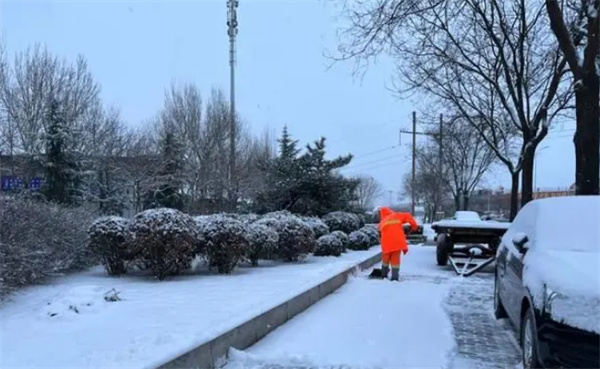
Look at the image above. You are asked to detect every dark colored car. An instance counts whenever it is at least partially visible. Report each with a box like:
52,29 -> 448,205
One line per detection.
494,196 -> 600,369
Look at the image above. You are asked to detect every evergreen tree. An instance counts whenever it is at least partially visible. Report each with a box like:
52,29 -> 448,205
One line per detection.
41,98 -> 82,205
147,126 -> 184,210
253,129 -> 358,215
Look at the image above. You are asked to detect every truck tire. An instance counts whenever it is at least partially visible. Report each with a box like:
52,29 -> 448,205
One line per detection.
436,233 -> 449,266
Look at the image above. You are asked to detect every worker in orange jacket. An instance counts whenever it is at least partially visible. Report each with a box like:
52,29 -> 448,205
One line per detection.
378,207 -> 419,281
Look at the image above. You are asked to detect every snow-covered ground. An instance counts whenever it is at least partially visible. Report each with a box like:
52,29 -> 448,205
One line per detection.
226,246 -> 522,369
0,248 -> 379,369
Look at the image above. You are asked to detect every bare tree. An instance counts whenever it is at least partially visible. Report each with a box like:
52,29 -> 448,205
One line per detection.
418,115 -> 496,211
353,175 -> 383,211
0,44 -> 101,156
545,0 -> 599,194
334,0 -> 573,219
402,166 -> 447,222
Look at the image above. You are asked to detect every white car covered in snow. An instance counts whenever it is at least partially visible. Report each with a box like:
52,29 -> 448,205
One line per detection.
494,196 -> 600,369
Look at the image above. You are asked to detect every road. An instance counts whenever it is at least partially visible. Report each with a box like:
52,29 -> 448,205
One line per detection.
225,246 -> 522,369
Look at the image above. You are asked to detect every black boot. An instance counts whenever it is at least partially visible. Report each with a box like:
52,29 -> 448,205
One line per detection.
381,265 -> 390,279
391,268 -> 399,281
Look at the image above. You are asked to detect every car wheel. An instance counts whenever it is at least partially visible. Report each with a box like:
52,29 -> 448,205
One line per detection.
521,306 -> 541,369
493,270 -> 508,319
436,234 -> 449,266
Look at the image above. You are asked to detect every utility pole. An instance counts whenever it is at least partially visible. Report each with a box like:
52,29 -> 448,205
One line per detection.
411,111 -> 416,215
227,0 -> 239,210
438,114 -> 443,217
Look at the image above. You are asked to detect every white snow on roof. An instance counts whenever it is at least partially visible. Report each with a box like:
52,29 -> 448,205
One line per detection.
454,211 -> 481,221
432,219 -> 510,230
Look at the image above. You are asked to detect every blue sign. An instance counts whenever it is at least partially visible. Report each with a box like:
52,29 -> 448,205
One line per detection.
1,176 -> 44,191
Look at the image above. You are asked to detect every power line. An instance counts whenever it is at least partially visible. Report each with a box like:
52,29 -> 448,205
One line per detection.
343,159 -> 410,175
344,154 -> 401,170
350,146 -> 398,161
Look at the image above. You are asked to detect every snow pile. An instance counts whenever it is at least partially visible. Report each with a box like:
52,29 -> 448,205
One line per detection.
255,214 -> 316,261
510,196 -> 600,334
301,216 -> 331,238
246,223 -> 279,266
348,231 -> 370,251
322,211 -> 362,234
314,234 -> 344,257
87,216 -> 132,275
129,208 -> 198,280
196,214 -> 249,274
330,230 -> 350,250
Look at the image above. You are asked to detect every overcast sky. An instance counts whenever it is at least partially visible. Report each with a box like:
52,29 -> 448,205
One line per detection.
0,0 -> 577,206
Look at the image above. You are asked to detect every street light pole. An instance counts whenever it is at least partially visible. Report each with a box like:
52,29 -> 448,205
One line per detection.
227,0 -> 239,209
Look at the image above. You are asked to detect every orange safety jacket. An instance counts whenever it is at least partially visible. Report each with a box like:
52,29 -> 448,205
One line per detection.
378,207 -> 418,254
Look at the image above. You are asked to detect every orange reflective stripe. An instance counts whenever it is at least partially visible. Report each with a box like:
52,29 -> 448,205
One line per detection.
382,219 -> 402,227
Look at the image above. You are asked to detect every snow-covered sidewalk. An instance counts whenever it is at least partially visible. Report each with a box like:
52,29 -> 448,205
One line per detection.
0,248 -> 379,369
225,247 -> 455,369
225,246 -> 522,369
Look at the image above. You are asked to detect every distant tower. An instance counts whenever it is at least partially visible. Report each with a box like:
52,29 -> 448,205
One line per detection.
227,0 -> 239,207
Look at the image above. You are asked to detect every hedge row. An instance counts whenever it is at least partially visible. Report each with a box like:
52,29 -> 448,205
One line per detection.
88,209 -> 380,280
1,197 -> 98,298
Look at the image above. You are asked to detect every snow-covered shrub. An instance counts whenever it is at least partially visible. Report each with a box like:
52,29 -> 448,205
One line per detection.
314,234 -> 343,257
301,216 -> 330,238
88,216 -> 132,275
246,223 -> 279,266
322,211 -> 361,234
330,230 -> 350,252
235,213 -> 261,224
263,210 -> 294,220
359,225 -> 380,246
196,214 -> 249,273
0,197 -> 97,298
255,215 -> 316,261
129,208 -> 198,280
348,230 -> 371,251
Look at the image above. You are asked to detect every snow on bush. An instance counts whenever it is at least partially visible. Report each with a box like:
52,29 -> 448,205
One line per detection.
255,214 -> 316,261
246,223 -> 279,266
301,216 -> 331,238
88,216 -> 132,276
322,211 -> 361,234
129,208 -> 198,280
359,225 -> 380,246
196,214 -> 249,273
330,230 -> 350,252
314,234 -> 344,257
348,230 -> 371,251
0,197 -> 97,298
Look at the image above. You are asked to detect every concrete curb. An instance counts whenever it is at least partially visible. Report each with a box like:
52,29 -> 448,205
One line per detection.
156,251 -> 382,369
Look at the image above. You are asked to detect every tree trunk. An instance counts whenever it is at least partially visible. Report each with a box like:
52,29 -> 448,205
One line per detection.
510,172 -> 520,221
574,72 -> 600,195
521,148 -> 535,207
462,193 -> 469,210
454,195 -> 460,212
